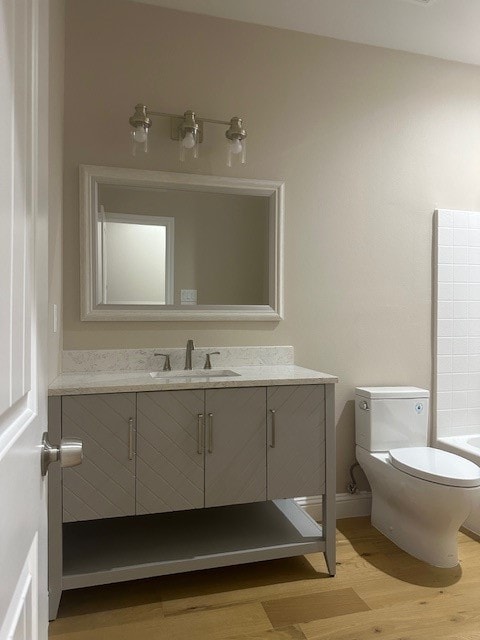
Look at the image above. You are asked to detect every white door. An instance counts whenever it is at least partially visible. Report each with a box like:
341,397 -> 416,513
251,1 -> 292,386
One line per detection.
0,0 -> 50,638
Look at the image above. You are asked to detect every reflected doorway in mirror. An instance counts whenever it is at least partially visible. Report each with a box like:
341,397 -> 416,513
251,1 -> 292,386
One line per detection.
97,209 -> 174,306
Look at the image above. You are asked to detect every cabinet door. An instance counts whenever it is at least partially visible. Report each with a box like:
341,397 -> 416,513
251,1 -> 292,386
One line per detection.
136,390 -> 205,514
62,393 -> 136,522
205,387 -> 266,508
267,385 -> 325,500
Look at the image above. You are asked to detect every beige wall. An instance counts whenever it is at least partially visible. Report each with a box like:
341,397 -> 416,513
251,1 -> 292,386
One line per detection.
48,0 -> 65,383
63,0 -> 480,491
98,185 -> 269,305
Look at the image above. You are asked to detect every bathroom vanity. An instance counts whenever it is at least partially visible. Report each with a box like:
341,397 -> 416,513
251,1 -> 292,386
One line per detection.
47,358 -> 337,620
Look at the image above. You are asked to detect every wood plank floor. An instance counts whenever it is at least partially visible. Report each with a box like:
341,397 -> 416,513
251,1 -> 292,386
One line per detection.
49,517 -> 480,639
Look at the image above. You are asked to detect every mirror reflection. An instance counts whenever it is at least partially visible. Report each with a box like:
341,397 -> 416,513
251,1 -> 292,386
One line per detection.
97,184 -> 270,307
100,212 -> 174,305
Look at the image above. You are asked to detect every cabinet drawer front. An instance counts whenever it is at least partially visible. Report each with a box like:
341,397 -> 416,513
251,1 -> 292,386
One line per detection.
267,385 -> 325,500
62,393 -> 136,522
136,390 -> 205,515
205,387 -> 266,508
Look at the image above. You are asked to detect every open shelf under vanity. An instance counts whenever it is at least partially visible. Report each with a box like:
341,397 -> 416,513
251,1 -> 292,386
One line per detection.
62,499 -> 325,590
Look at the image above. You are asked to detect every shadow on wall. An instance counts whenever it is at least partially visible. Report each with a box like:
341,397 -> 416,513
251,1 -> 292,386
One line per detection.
336,518 -> 462,588
336,399 -> 370,492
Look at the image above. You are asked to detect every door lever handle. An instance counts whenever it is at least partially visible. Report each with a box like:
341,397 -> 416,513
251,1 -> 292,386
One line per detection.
41,432 -> 83,476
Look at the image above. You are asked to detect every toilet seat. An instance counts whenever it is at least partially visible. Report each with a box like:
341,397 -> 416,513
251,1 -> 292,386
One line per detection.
389,447 -> 480,488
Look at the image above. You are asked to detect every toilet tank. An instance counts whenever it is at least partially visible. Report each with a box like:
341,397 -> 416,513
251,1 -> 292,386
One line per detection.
355,387 -> 430,452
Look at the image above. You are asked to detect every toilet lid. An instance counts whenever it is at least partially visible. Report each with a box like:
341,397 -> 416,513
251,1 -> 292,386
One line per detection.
389,447 -> 480,488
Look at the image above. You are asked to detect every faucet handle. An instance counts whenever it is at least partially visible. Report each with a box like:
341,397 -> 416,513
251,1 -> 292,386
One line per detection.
204,352 -> 220,370
154,353 -> 172,371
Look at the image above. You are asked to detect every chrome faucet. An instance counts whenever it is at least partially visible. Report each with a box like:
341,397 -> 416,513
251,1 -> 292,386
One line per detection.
185,339 -> 195,370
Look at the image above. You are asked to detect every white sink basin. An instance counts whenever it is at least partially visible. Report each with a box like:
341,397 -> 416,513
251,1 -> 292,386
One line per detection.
149,369 -> 240,379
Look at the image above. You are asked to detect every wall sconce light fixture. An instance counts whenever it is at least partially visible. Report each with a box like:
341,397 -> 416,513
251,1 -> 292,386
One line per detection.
225,117 -> 247,167
129,104 -> 247,166
129,104 -> 152,155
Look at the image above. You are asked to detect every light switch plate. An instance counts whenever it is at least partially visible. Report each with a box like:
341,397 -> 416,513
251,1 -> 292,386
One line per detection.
181,289 -> 197,305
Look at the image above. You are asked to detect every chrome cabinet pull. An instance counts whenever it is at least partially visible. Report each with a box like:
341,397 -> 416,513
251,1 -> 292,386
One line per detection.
197,413 -> 204,455
269,409 -> 276,448
208,413 -> 213,453
128,417 -> 135,460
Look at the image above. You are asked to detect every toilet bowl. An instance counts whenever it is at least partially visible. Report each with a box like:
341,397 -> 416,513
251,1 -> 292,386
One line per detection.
355,386 -> 480,568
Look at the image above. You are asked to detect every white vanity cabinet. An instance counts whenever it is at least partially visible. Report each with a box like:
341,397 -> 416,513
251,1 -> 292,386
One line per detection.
48,376 -> 336,621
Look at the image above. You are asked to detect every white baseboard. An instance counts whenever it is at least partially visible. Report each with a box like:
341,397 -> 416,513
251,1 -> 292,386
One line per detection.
295,492 -> 372,522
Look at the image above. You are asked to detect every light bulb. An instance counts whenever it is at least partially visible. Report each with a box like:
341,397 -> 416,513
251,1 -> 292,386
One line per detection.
132,126 -> 147,143
230,138 -> 243,154
182,131 -> 196,149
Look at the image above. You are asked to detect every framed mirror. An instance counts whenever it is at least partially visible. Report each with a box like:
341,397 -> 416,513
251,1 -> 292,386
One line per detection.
80,165 -> 284,321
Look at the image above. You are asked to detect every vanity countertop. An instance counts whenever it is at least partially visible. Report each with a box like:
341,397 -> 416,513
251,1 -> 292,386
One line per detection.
48,365 -> 338,397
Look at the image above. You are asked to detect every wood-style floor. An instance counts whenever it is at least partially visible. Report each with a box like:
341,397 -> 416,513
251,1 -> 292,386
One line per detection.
49,517 -> 480,639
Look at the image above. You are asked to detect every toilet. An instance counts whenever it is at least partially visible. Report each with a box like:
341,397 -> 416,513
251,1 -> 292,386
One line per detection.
355,386 -> 480,568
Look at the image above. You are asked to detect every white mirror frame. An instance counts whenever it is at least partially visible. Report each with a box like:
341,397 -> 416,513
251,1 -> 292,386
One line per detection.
80,165 -> 284,321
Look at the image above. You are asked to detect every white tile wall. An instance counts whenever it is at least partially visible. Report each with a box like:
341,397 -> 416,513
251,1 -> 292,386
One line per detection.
435,209 -> 480,437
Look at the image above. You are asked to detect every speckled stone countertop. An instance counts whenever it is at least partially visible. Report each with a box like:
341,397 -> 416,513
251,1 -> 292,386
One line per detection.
48,365 -> 338,396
